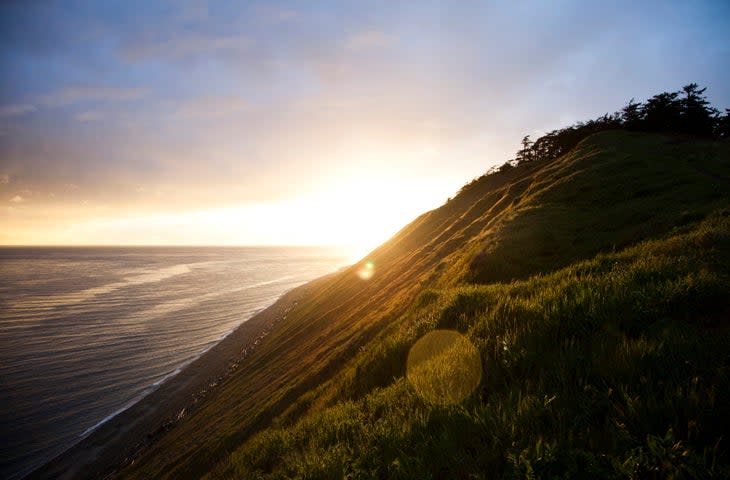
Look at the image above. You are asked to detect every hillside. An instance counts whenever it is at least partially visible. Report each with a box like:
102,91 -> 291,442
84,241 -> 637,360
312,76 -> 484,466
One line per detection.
104,130 -> 730,479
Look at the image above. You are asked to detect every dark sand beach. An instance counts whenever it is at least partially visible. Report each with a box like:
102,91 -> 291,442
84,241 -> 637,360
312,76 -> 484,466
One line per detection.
30,283 -> 311,480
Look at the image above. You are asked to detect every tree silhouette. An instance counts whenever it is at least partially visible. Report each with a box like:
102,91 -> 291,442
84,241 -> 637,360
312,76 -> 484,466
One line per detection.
679,83 -> 717,136
504,84 -> 728,171
514,135 -> 534,163
642,91 -> 682,132
620,98 -> 643,130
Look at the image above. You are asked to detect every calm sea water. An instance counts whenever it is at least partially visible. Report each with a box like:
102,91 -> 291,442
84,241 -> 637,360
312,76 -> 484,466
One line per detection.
0,246 -> 350,480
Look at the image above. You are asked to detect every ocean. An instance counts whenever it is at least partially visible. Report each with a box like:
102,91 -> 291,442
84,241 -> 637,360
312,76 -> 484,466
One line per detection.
0,246 -> 351,480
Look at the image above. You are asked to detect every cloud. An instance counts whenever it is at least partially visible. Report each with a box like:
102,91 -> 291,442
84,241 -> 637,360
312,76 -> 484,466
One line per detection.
0,104 -> 37,117
252,5 -> 299,23
346,31 -> 395,51
0,174 -> 8,184
272,9 -> 297,22
10,195 -> 24,203
177,0 -> 210,24
75,111 -> 104,122
39,86 -> 149,107
122,33 -> 251,61
1,0 -> 729,239
173,96 -> 247,119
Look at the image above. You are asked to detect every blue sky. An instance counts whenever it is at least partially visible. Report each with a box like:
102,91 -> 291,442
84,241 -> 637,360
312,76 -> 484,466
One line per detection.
1,0 -> 729,247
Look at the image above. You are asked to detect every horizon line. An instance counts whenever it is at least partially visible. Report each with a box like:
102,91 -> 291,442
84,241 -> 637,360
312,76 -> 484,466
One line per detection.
0,243 -> 362,249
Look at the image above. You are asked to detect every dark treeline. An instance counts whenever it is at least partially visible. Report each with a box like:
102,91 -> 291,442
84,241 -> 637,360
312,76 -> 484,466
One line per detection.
488,84 -> 730,179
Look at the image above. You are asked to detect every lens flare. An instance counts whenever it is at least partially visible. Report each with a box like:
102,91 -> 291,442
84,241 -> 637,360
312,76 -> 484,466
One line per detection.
406,329 -> 482,405
357,260 -> 375,280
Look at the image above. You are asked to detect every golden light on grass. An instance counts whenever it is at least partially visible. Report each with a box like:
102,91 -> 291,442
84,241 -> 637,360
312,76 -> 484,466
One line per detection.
406,329 -> 482,405
357,260 -> 376,280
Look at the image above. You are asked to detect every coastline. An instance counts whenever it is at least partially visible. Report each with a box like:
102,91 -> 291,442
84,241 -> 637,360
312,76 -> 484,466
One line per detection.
28,281 -> 314,480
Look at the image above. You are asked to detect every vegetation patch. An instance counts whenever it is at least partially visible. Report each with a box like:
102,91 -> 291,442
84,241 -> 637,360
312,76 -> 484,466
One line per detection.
217,215 -> 730,479
120,86 -> 730,479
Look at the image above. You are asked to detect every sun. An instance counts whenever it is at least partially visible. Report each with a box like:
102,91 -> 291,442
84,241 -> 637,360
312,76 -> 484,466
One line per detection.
11,166 -> 450,252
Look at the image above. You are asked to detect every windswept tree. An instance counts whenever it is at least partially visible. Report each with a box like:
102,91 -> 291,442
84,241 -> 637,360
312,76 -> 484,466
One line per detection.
679,83 -> 717,136
642,91 -> 682,132
514,135 -> 534,163
502,84 -> 727,172
621,98 -> 643,130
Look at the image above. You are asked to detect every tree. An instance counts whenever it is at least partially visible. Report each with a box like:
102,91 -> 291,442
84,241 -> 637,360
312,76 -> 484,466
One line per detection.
642,91 -> 682,132
515,135 -> 534,163
620,98 -> 643,130
679,83 -> 717,136
501,84 -> 728,178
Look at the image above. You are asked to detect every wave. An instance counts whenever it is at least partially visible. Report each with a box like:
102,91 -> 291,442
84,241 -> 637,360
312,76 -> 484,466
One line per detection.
0,247 -> 349,480
5,263 -> 199,312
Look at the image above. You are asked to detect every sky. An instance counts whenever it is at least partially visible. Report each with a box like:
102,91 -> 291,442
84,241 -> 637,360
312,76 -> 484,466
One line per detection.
1,0 -> 729,250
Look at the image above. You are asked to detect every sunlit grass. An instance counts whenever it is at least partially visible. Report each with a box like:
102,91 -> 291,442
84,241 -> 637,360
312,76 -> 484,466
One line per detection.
215,213 -> 730,479
406,330 -> 482,406
119,131 -> 730,479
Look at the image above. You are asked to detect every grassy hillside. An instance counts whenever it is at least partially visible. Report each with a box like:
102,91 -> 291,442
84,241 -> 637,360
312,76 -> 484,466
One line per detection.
218,215 -> 730,479
120,131 -> 730,479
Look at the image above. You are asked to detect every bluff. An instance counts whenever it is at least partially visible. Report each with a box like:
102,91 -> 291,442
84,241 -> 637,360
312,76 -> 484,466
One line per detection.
107,129 -> 730,479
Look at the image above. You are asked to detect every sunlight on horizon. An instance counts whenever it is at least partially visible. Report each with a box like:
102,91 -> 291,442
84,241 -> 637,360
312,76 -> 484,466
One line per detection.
1,171 -> 454,261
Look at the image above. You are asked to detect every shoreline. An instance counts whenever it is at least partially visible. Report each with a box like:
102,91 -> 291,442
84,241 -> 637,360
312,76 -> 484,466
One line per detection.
28,282 -> 313,480
79,302 -> 265,441
18,310 -> 251,480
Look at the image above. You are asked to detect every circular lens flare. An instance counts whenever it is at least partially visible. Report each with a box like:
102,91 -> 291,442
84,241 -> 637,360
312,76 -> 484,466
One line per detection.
406,330 -> 482,405
357,260 -> 375,280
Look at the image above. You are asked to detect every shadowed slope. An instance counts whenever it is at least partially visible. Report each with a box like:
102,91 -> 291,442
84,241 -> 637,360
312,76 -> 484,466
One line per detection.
467,132 -> 730,283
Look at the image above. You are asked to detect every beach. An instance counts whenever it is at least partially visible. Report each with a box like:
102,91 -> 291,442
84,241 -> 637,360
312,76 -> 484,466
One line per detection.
29,283 -> 310,480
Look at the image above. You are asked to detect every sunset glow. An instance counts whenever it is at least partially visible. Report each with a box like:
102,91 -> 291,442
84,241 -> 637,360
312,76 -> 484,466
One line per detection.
1,166 -> 451,255
1,1 -> 728,249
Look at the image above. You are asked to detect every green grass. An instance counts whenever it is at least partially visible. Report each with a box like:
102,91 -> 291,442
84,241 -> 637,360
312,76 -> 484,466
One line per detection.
467,132 -> 730,283
119,131 -> 730,479
215,214 -> 730,479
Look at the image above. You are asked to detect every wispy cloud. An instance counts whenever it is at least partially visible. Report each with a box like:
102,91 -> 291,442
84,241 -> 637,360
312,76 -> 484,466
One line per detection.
0,174 -> 9,185
346,31 -> 396,51
123,33 -> 251,61
0,104 -> 37,117
174,95 -> 247,119
253,5 -> 299,24
75,111 -> 104,122
2,0 -> 729,246
177,0 -> 210,24
39,86 -> 149,107
10,195 -> 24,203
